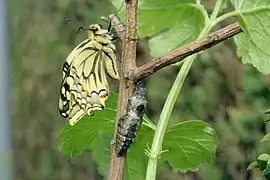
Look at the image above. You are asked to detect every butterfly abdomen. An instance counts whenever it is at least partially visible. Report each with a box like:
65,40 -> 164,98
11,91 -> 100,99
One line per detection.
116,80 -> 147,157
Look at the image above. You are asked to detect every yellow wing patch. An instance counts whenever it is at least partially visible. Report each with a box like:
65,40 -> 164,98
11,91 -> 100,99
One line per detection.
59,24 -> 119,126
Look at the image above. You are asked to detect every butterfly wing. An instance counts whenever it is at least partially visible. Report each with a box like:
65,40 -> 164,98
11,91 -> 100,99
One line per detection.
59,38 -> 119,126
103,43 -> 120,79
59,39 -> 89,119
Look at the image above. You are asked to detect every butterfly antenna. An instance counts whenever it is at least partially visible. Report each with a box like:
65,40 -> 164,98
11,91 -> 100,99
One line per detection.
76,26 -> 88,34
64,18 -> 71,24
64,18 -> 80,25
64,18 -> 87,34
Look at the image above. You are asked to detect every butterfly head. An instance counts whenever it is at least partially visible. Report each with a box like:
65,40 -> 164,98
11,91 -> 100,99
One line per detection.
88,24 -> 102,32
87,24 -> 109,39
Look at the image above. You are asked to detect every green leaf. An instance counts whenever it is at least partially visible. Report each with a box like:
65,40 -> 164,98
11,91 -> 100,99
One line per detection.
140,0 -> 205,57
59,111 -> 115,157
258,153 -> 270,162
248,154 -> 270,177
264,118 -> 270,123
263,109 -> 270,122
263,109 -> 270,114
247,161 -> 260,170
148,10 -> 205,57
85,125 -> 154,180
248,157 -> 270,179
221,0 -> 230,10
111,0 -> 206,57
255,154 -> 269,171
233,0 -> 270,74
163,120 -> 219,172
138,0 -> 205,36
59,92 -> 155,179
125,125 -> 155,180
90,134 -> 111,180
59,92 -> 117,157
261,134 -> 270,142
111,0 -> 126,21
263,166 -> 270,178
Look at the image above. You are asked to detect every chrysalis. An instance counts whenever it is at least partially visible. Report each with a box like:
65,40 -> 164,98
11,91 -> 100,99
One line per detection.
116,80 -> 147,156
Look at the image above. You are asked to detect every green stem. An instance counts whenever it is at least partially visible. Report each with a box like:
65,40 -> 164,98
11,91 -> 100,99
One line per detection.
210,0 -> 223,20
237,0 -> 245,10
213,6 -> 270,25
145,22 -> 212,180
190,4 -> 209,24
144,0 -> 231,178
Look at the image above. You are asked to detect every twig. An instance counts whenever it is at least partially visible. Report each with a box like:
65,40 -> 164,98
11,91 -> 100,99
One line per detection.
133,22 -> 243,80
108,0 -> 139,180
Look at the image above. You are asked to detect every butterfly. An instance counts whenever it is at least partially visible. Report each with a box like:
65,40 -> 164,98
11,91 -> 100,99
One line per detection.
58,22 -> 120,126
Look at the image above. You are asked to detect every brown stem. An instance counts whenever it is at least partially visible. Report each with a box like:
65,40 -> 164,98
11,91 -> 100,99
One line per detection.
133,22 -> 243,80
108,0 -> 138,180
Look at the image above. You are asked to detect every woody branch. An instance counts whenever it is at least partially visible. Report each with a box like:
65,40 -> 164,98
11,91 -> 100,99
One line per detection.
109,0 -> 139,180
133,22 -> 242,80
110,17 -> 243,81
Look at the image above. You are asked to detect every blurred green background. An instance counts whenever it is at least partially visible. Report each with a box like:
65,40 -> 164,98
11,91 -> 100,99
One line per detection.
9,0 -> 270,179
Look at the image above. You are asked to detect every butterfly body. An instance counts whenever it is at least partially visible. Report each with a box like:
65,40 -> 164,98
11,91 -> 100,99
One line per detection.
59,24 -> 119,126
